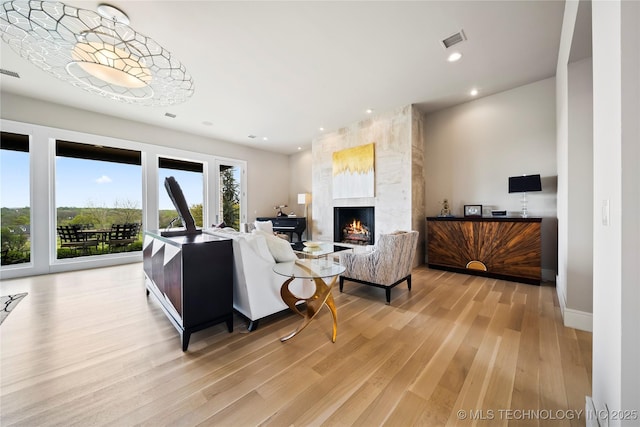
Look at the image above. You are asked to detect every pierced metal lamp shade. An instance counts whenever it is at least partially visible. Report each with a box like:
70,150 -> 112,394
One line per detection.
0,0 -> 194,106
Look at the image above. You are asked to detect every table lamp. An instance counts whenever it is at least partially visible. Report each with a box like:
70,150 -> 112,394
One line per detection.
508,174 -> 542,218
298,193 -> 310,218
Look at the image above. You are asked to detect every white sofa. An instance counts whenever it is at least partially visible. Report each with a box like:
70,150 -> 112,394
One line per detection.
204,227 -> 310,331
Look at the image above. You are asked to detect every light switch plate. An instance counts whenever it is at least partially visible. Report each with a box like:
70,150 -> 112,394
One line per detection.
602,199 -> 610,226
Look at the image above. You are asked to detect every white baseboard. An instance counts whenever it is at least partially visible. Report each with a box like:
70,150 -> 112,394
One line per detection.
556,273 -> 566,308
563,307 -> 593,332
555,276 -> 592,332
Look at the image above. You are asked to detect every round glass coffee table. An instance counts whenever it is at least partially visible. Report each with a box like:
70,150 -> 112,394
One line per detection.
273,259 -> 345,343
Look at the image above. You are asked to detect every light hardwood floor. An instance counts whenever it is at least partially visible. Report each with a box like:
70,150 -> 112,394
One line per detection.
0,263 -> 591,426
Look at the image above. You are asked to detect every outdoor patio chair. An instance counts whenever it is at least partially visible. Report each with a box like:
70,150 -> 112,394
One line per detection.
57,225 -> 98,255
107,223 -> 138,252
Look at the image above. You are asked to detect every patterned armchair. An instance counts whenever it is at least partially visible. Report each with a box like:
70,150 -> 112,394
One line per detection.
339,230 -> 419,304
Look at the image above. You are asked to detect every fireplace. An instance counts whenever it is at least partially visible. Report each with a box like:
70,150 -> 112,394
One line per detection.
334,206 -> 375,245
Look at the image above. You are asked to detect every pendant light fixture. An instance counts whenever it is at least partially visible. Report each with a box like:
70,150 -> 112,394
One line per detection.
0,1 -> 194,106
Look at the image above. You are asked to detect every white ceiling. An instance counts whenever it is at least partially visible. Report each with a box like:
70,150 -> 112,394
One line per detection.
0,1 -> 567,154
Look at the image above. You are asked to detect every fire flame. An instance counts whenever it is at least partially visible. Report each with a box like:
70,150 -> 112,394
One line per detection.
342,217 -> 371,245
347,219 -> 367,235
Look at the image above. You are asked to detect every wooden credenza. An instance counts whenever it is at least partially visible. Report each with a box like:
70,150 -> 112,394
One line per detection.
426,217 -> 541,285
143,231 -> 233,350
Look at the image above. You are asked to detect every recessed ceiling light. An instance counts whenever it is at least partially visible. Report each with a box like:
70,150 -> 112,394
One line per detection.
263,137 -> 268,141
470,88 -> 479,96
202,121 -> 213,126
298,147 -> 302,150
319,127 -> 324,131
447,52 -> 462,62
366,109 -> 373,114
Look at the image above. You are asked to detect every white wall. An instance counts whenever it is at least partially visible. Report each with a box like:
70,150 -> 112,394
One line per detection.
288,149 -> 312,239
423,78 -> 558,277
555,0 -> 574,335
1,92 -> 291,221
592,0 -> 640,424
555,0 -> 594,332
619,0 -> 640,417
567,58 -> 593,316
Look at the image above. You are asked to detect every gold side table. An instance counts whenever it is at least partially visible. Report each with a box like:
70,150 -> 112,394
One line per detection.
273,259 -> 345,343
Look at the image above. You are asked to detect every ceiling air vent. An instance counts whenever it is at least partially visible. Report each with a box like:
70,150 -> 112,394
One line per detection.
0,69 -> 20,78
441,30 -> 466,49
164,112 -> 176,118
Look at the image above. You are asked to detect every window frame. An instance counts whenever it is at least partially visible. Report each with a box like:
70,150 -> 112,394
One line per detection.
53,139 -> 144,262
157,155 -> 207,229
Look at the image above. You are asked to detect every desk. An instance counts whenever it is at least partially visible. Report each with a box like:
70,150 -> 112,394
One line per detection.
273,259 -> 345,343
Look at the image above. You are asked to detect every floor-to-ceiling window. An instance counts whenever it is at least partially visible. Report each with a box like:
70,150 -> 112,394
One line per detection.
158,157 -> 204,228
55,140 -> 142,259
0,132 -> 31,266
0,119 -> 247,279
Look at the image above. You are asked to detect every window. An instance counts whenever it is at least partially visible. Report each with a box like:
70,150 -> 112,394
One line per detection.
1,132 -> 31,266
158,157 -> 204,228
55,140 -> 142,259
218,163 -> 241,230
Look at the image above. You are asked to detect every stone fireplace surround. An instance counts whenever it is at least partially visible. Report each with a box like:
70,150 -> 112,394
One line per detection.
311,105 -> 426,267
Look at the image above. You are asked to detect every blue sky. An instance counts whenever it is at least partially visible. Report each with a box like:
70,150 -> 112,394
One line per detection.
1,151 -> 204,210
1,150 -> 29,208
158,168 -> 203,210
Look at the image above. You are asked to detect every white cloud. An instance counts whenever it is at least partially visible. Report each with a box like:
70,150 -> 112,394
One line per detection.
96,175 -> 112,184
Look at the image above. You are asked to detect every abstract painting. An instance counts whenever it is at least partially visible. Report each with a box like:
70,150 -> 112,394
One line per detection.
332,143 -> 375,199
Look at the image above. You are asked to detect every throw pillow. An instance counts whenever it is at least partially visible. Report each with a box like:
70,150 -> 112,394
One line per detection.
254,220 -> 274,234
243,234 -> 275,264
253,229 -> 297,262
